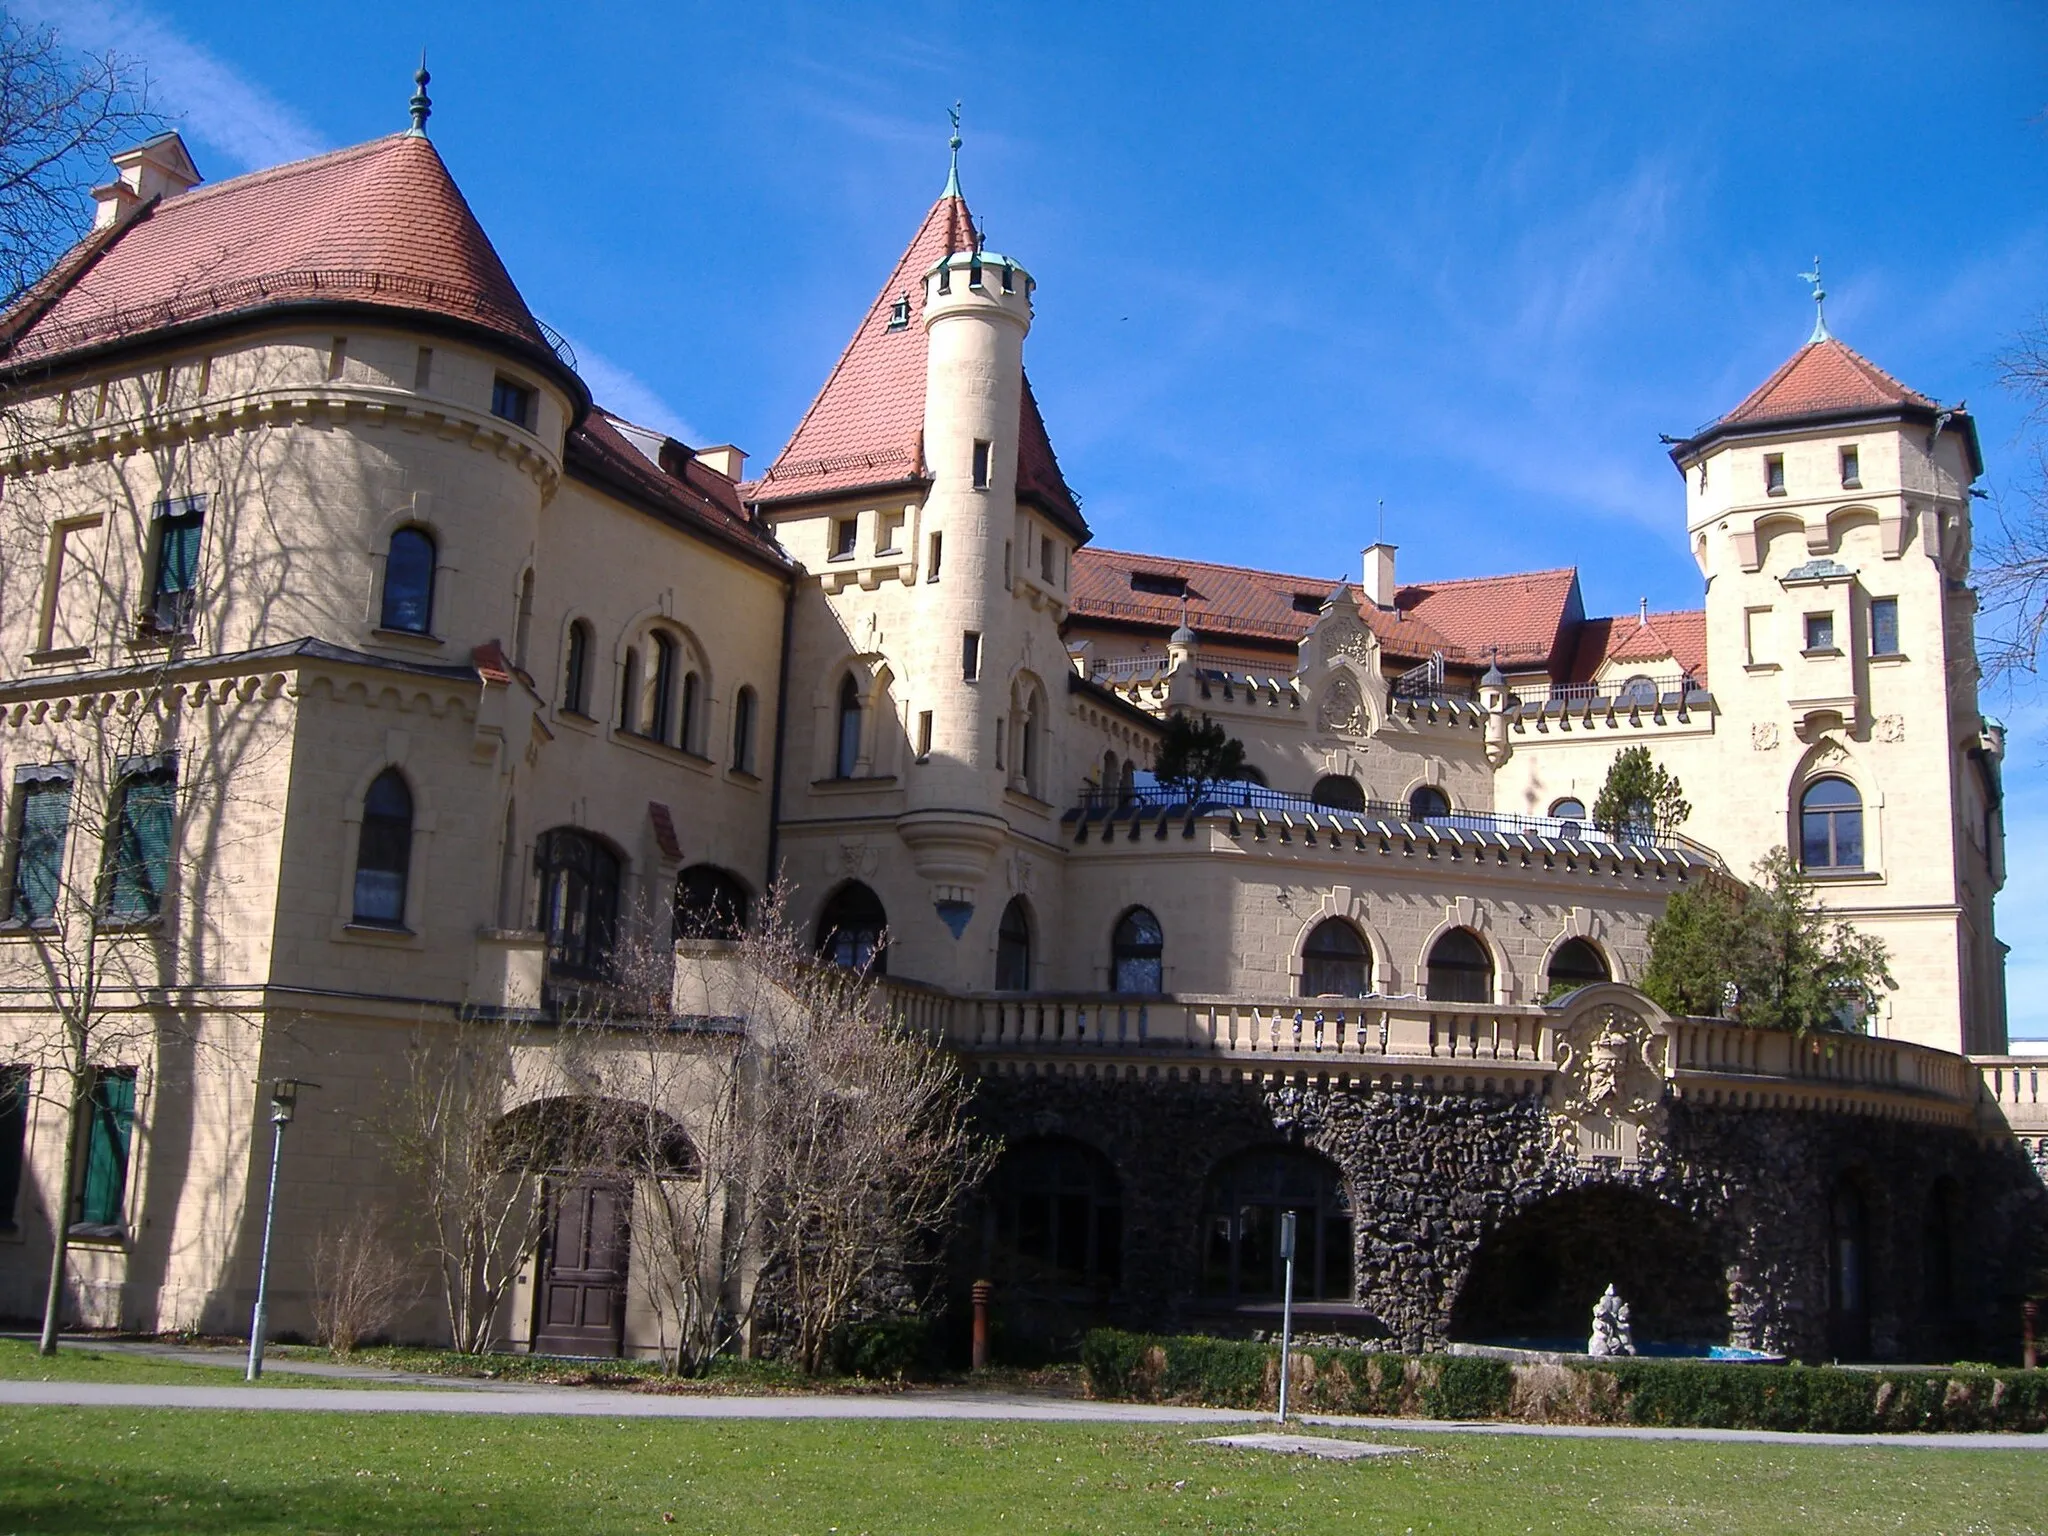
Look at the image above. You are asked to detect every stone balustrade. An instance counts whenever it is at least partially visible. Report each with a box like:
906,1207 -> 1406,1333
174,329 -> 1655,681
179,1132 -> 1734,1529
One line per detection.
879,980 -> 1983,1127
1975,1057 -> 2048,1138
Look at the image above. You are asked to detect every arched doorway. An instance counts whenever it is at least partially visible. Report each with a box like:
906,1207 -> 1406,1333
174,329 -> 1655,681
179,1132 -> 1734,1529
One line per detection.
1200,1147 -> 1352,1302
996,896 -> 1033,990
982,1138 -> 1123,1293
816,882 -> 888,973
1449,1187 -> 1729,1348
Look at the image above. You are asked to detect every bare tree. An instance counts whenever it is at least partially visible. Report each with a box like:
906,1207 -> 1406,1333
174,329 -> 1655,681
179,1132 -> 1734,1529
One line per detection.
0,14 -> 155,311
309,1206 -> 415,1355
679,887 -> 992,1375
1980,319 -> 2048,682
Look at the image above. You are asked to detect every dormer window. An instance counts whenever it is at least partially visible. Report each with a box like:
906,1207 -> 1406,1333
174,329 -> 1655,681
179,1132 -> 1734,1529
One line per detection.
887,296 -> 911,331
1292,592 -> 1324,615
830,517 -> 858,560
1130,570 -> 1187,599
1840,446 -> 1861,489
1765,453 -> 1786,495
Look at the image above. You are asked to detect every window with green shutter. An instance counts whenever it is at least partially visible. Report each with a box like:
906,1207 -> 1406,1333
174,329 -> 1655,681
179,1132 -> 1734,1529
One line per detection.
7,772 -> 70,923
77,1067 -> 134,1228
0,1066 -> 27,1230
103,763 -> 174,920
150,495 -> 206,632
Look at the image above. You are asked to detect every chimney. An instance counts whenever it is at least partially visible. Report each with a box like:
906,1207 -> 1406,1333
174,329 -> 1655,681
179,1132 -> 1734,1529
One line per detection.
695,445 -> 748,481
1362,542 -> 1398,610
94,132 -> 202,230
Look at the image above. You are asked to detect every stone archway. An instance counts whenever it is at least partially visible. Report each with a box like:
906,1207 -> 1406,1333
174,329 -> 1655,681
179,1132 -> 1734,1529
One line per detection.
1449,1186 -> 1729,1349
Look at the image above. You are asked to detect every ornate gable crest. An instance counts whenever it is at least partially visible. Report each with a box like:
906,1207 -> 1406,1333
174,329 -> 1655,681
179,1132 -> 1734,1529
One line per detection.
1552,998 -> 1668,1167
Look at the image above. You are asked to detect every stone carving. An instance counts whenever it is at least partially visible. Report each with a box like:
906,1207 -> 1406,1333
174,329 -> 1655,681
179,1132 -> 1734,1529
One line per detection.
1587,1284 -> 1635,1357
836,839 -> 878,878
1750,721 -> 1779,751
1875,713 -> 1905,744
1554,1003 -> 1666,1164
1317,673 -> 1370,738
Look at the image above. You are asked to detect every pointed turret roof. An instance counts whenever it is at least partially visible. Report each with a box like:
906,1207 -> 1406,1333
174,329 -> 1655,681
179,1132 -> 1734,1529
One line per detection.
1672,333 -> 1979,473
0,132 -> 576,398
749,187 -> 1086,539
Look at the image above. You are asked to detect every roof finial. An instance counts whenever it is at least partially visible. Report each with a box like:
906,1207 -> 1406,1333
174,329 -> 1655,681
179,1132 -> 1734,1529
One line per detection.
1638,596 -> 1649,627
1798,255 -> 1829,343
942,101 -> 963,198
407,52 -> 432,136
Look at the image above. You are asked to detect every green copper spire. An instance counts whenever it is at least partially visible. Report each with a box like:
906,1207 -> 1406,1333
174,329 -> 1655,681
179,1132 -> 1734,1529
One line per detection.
407,52 -> 432,136
1798,256 -> 1829,344
942,101 -> 963,198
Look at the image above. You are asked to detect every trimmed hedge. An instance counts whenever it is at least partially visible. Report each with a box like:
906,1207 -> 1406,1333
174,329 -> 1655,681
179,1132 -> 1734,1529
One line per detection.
1080,1329 -> 2048,1434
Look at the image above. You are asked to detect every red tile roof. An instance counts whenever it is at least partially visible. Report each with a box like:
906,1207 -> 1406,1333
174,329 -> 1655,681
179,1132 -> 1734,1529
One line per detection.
0,133 -> 561,373
1068,547 -> 1585,669
748,190 -> 1085,537
1566,609 -> 1708,685
567,409 -> 787,570
1714,337 -> 1934,430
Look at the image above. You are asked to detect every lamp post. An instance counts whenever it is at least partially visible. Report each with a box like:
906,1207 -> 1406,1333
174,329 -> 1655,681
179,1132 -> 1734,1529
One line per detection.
246,1078 -> 315,1381
1276,1209 -> 1298,1424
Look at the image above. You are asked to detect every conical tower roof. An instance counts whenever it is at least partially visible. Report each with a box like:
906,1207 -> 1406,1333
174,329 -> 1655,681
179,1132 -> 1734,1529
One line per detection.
750,186 -> 1086,539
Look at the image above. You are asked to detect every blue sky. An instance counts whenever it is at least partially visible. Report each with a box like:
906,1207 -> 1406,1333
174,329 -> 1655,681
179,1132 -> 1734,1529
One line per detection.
29,1 -> 2048,1032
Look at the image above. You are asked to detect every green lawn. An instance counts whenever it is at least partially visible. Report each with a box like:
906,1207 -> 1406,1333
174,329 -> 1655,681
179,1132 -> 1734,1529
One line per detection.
0,1411 -> 2043,1534
0,1339 -> 363,1389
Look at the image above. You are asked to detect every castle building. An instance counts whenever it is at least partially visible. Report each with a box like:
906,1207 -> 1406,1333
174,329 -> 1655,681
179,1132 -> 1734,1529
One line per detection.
0,99 -> 2035,1362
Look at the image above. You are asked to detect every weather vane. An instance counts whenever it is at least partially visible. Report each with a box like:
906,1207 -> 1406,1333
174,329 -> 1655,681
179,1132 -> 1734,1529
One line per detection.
943,101 -> 964,197
1797,255 -> 1829,343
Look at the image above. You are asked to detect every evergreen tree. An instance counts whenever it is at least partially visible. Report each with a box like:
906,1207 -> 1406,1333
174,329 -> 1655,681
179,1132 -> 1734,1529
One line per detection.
1592,745 -> 1691,840
1152,712 -> 1247,799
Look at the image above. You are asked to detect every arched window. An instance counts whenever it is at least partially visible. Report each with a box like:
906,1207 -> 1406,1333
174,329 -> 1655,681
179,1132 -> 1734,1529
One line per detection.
984,1138 -> 1122,1291
1408,785 -> 1451,821
352,768 -> 413,926
1800,777 -> 1863,870
1549,797 -> 1586,839
1201,1147 -> 1352,1302
535,828 -> 622,978
817,881 -> 887,974
1009,678 -> 1047,797
1110,907 -> 1163,994
563,620 -> 592,715
674,864 -> 751,941
996,896 -> 1033,991
1302,918 -> 1371,997
1427,927 -> 1493,1004
1616,674 -> 1658,707
731,686 -> 757,773
620,647 -> 641,733
647,632 -> 678,744
681,671 -> 702,755
835,674 -> 864,779
1545,937 -> 1609,997
380,527 -> 436,634
1311,775 -> 1365,813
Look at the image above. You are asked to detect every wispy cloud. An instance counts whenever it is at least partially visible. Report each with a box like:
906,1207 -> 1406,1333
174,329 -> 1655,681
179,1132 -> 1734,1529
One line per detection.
15,0 -> 324,171
570,341 -> 701,446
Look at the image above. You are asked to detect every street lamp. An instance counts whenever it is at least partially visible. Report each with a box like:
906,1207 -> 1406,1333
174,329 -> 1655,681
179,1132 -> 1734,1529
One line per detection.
246,1078 -> 316,1381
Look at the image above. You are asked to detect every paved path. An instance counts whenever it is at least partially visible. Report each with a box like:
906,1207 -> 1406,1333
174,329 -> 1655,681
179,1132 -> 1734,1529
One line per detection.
0,1379 -> 2044,1448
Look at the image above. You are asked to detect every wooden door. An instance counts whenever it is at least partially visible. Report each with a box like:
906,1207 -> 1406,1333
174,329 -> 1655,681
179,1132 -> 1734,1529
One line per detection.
533,1177 -> 629,1357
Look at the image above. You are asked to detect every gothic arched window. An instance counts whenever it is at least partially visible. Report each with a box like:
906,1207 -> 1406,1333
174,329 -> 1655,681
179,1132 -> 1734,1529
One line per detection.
996,896 -> 1033,991
1110,907 -> 1164,994
835,674 -> 864,779
380,527 -> 436,634
674,864 -> 751,941
352,769 -> 413,927
563,620 -> 593,715
817,881 -> 887,973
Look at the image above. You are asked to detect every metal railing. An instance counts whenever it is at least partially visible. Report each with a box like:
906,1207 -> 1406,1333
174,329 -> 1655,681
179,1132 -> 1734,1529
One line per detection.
1513,672 -> 1702,709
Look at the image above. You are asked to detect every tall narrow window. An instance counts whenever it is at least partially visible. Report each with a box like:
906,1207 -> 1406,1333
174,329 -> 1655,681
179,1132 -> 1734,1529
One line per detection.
103,761 -> 175,921
150,495 -> 205,633
535,828 -> 622,978
681,671 -> 702,754
831,518 -> 858,560
835,674 -> 863,779
927,531 -> 943,582
732,686 -> 757,772
1800,777 -> 1864,870
513,569 -> 534,667
1765,454 -> 1786,494
563,620 -> 592,714
1840,446 -> 1861,488
1870,596 -> 1900,657
619,647 -> 641,733
491,376 -> 535,428
1111,907 -> 1164,994
380,526 -> 436,634
76,1067 -> 135,1228
413,346 -> 434,392
8,771 -> 71,923
972,440 -> 991,489
996,896 -> 1033,991
1040,535 -> 1055,583
962,631 -> 982,682
0,1065 -> 26,1230
916,710 -> 934,760
352,769 -> 414,927
327,337 -> 347,380
648,633 -> 677,744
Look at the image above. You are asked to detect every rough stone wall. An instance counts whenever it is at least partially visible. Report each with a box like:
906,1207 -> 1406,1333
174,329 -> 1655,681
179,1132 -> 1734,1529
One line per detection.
965,1068 -> 2048,1363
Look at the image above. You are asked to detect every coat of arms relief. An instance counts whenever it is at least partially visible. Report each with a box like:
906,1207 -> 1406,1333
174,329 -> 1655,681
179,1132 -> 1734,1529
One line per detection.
1552,1003 -> 1668,1166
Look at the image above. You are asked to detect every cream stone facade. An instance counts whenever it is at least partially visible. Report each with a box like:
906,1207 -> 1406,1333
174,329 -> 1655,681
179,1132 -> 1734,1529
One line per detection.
0,117 -> 2030,1363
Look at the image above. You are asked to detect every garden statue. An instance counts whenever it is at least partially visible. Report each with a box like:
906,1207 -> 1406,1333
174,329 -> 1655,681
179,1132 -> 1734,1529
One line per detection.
1587,1283 -> 1635,1357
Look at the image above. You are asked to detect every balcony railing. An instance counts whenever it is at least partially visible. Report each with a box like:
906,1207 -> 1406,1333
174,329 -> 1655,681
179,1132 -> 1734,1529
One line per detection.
1513,673 -> 1704,710
875,985 -> 1980,1126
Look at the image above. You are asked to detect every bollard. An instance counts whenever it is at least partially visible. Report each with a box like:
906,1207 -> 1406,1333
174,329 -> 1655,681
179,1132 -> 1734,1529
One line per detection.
971,1279 -> 993,1371
2025,1299 -> 2039,1371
